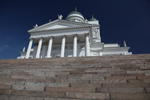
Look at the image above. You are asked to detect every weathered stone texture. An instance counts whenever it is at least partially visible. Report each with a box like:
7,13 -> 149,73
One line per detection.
0,54 -> 150,100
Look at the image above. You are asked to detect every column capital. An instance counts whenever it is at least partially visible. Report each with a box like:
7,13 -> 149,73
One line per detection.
62,35 -> 66,38
39,38 -> 43,40
73,34 -> 78,37
48,36 -> 53,39
85,33 -> 90,36
29,38 -> 33,40
29,37 -> 34,40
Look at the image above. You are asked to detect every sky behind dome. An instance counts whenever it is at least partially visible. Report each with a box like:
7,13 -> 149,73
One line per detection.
0,0 -> 150,59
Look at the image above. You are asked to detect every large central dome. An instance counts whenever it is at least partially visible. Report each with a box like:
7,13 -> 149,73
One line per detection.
66,9 -> 85,22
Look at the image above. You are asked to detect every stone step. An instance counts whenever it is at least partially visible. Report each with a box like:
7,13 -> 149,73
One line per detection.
0,54 -> 149,100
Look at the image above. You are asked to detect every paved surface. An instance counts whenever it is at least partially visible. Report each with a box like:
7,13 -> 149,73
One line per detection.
0,54 -> 150,100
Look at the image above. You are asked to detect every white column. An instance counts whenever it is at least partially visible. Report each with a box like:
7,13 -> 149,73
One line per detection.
100,52 -> 102,56
73,35 -> 77,57
46,37 -> 53,58
36,38 -> 43,58
61,36 -> 66,57
25,39 -> 33,59
85,35 -> 90,56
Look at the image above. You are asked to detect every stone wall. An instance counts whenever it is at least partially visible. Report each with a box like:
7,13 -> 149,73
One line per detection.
0,54 -> 150,100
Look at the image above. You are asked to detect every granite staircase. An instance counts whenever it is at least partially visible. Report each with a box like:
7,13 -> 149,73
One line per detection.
0,54 -> 150,100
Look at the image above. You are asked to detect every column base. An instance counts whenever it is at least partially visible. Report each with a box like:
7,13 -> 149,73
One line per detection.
45,56 -> 52,58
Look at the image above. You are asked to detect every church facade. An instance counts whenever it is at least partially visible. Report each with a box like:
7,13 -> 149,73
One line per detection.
18,10 -> 132,59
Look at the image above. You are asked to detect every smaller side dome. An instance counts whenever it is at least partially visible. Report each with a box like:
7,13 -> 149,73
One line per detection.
66,8 -> 85,22
90,16 -> 97,21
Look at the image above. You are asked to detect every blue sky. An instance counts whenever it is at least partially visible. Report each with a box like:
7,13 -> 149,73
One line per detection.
0,0 -> 150,59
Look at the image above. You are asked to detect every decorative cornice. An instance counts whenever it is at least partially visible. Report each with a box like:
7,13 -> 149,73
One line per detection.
28,19 -> 99,33
30,30 -> 89,39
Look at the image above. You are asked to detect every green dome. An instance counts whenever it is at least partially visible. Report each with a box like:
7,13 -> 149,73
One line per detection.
69,11 -> 83,16
66,9 -> 84,22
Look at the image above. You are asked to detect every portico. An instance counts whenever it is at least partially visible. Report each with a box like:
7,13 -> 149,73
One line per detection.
25,34 -> 90,59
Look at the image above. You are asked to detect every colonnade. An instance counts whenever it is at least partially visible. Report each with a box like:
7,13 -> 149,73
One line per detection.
25,34 -> 90,59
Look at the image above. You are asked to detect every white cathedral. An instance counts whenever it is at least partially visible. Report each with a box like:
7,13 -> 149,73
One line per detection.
18,9 -> 132,59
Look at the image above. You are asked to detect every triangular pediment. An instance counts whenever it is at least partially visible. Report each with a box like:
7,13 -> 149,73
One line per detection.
28,19 -> 91,33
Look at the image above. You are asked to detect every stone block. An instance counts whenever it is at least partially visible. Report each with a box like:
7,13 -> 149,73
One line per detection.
25,82 -> 45,91
12,81 -> 25,90
26,96 -> 44,100
47,82 -> 69,87
44,91 -> 66,98
98,79 -> 127,84
140,66 -> 150,70
144,79 -> 150,83
81,74 -> 105,80
127,79 -> 143,84
66,92 -> 110,100
44,98 -> 81,100
101,83 -> 150,88
68,79 -> 90,84
105,75 -> 136,80
0,74 -> 10,79
0,84 -> 11,89
70,82 -> 101,88
136,74 -> 147,80
0,78 -> 13,85
7,95 -> 28,100
11,90 -> 44,97
44,98 -> 56,100
0,89 -> 11,95
11,74 -> 33,80
96,87 -> 145,93
127,70 -> 145,74
145,70 -> 150,76
0,95 -> 9,100
45,87 -> 95,92
111,93 -> 150,100
145,88 -> 150,93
